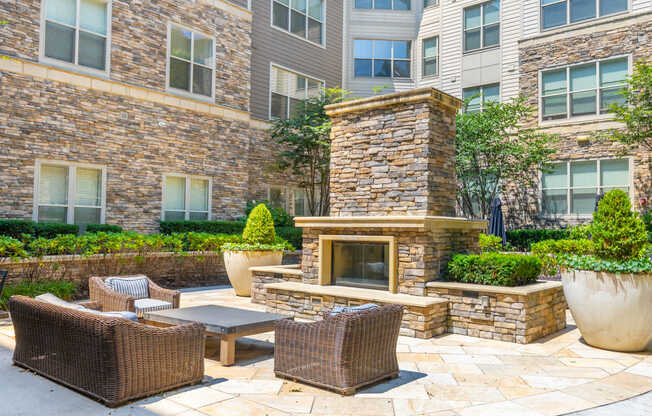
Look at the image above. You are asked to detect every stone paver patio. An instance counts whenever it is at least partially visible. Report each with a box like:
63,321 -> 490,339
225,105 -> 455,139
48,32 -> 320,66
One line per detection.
1,286 -> 651,415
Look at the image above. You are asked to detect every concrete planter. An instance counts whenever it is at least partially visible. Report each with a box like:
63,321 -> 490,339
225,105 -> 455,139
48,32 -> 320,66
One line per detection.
223,250 -> 283,297
562,270 -> 652,352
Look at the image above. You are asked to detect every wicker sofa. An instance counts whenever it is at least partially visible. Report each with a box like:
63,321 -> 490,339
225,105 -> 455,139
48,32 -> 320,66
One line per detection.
274,304 -> 404,395
89,275 -> 180,317
9,295 -> 205,407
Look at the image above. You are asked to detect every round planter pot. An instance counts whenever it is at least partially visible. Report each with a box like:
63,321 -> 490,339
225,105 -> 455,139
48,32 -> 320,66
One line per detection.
223,250 -> 283,297
562,269 -> 652,352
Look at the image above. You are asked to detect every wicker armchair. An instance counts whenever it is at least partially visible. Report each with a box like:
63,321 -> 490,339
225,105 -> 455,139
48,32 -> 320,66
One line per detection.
9,295 -> 205,407
274,304 -> 404,395
89,275 -> 180,317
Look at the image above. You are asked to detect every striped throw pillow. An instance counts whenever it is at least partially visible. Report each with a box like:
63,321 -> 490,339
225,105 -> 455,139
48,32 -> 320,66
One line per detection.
105,276 -> 149,300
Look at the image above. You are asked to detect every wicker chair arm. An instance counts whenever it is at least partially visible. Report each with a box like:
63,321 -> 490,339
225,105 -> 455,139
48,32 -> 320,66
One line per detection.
115,321 -> 205,399
274,318 -> 341,373
89,276 -> 135,312
148,280 -> 180,308
78,301 -> 102,310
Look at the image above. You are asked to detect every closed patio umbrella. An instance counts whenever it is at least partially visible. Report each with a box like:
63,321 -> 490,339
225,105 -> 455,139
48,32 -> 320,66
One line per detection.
594,192 -> 604,212
489,197 -> 507,247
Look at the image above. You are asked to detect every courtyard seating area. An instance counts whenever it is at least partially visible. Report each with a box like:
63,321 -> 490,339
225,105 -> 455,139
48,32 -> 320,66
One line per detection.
1,286 -> 651,416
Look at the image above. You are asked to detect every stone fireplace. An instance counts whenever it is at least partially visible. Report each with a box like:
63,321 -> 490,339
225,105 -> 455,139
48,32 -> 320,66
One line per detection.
250,87 -> 566,343
295,87 -> 486,296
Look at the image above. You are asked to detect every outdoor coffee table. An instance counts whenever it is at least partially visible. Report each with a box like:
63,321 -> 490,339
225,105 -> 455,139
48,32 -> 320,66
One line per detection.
143,305 -> 292,366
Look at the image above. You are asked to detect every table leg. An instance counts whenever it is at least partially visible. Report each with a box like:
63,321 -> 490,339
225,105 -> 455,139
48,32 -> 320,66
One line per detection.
220,334 -> 236,366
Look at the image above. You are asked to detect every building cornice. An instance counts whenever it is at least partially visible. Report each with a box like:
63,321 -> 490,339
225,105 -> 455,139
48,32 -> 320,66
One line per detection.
200,0 -> 252,21
519,10 -> 652,47
0,57 -> 268,130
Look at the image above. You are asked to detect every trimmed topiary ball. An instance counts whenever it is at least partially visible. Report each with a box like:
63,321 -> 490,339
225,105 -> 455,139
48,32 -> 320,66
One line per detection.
591,189 -> 648,261
242,203 -> 276,245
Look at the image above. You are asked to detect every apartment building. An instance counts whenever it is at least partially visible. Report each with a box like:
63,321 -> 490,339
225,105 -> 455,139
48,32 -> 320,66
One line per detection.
0,0 -> 291,233
340,0 -> 651,227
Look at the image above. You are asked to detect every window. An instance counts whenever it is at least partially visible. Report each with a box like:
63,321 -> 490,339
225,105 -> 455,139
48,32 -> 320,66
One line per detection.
354,0 -> 411,10
424,0 -> 438,8
463,84 -> 499,112
272,0 -> 324,45
354,40 -> 411,78
163,175 -> 211,221
41,0 -> 111,73
268,186 -> 319,216
464,0 -> 500,52
422,37 -> 438,77
541,159 -> 630,216
270,65 -> 324,119
541,57 -> 628,121
35,161 -> 105,225
541,0 -> 628,30
167,24 -> 215,98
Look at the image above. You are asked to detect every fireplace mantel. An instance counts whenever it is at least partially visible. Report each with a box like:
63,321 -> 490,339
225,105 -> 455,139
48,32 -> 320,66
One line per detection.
295,216 -> 487,231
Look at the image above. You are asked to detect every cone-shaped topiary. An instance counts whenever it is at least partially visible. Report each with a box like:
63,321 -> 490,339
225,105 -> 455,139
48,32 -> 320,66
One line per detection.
242,203 -> 276,245
591,189 -> 648,261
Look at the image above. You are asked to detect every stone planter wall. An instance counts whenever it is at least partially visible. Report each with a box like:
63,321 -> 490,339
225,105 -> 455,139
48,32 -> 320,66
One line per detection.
427,281 -> 567,344
251,266 -> 303,305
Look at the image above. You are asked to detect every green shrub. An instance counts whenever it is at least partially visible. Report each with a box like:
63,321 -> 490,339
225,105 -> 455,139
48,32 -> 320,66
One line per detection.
34,222 -> 79,239
276,226 -> 302,249
179,232 -> 242,252
0,220 -> 36,239
159,220 -> 245,235
506,229 -> 570,251
86,224 -> 122,233
479,234 -> 503,253
643,212 -> 652,243
560,254 -> 652,274
569,224 -> 591,240
447,252 -> 542,287
0,280 -> 78,310
0,236 -> 28,259
245,201 -> 293,227
531,239 -> 594,275
591,190 -> 648,261
242,204 -> 276,245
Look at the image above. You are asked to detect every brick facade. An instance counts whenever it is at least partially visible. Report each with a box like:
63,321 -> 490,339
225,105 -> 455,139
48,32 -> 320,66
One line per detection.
0,0 -> 297,233
505,13 -> 652,228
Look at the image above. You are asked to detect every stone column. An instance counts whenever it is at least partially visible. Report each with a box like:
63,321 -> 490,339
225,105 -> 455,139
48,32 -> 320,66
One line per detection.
324,87 -> 462,217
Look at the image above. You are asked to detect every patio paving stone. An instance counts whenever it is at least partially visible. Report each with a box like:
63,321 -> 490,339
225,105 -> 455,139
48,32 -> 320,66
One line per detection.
1,287 -> 652,415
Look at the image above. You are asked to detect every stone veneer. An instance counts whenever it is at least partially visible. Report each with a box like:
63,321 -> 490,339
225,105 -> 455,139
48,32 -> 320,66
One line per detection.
504,11 -> 652,228
251,266 -> 448,339
326,88 -> 460,217
427,281 -> 567,344
0,0 -> 299,232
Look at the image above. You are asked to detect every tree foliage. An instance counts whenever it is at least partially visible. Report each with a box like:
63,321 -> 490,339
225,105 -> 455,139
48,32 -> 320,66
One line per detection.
456,95 -> 558,219
608,59 -> 652,151
269,88 -> 349,216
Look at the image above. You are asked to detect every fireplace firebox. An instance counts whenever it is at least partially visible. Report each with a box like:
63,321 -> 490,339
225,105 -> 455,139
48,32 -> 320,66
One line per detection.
332,241 -> 389,290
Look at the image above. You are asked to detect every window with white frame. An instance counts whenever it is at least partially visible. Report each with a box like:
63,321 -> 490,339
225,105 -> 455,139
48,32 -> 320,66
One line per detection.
35,162 -> 105,225
541,159 -> 630,216
541,0 -> 628,30
270,65 -> 324,119
167,25 -> 215,98
163,175 -> 211,221
354,40 -> 411,78
354,0 -> 411,10
464,0 -> 500,52
541,57 -> 628,121
424,0 -> 438,8
272,0 -> 325,45
268,186 -> 319,216
463,84 -> 499,112
41,0 -> 111,72
422,37 -> 438,77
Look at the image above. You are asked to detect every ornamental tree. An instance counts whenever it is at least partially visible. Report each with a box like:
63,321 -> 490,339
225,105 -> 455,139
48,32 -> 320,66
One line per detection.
608,59 -> 652,151
456,95 -> 558,219
269,88 -> 350,216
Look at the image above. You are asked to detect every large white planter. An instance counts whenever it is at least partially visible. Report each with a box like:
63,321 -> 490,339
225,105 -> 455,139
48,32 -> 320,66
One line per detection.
223,250 -> 283,297
562,269 -> 652,352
